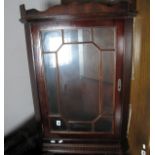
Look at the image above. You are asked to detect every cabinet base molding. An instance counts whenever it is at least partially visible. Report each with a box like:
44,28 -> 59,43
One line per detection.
42,142 -> 124,154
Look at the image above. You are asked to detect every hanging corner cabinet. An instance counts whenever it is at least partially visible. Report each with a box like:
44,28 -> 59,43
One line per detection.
20,1 -> 136,154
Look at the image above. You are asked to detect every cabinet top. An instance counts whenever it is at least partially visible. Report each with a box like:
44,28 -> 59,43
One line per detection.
20,1 -> 136,22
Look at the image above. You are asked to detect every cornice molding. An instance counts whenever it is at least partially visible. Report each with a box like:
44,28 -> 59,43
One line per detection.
20,2 -> 136,22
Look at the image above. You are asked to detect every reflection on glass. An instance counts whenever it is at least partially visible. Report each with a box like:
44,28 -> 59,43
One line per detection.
41,30 -> 62,52
102,52 -> 115,114
93,27 -> 115,49
69,123 -> 91,131
64,29 -> 92,43
58,44 -> 99,121
95,117 -> 113,132
57,45 -> 72,67
81,44 -> 99,80
43,54 -> 58,114
42,27 -> 116,132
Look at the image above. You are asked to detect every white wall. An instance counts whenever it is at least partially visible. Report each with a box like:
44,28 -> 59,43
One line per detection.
4,0 -> 61,136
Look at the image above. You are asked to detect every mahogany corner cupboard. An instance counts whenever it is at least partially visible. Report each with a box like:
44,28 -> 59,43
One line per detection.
20,1 -> 136,154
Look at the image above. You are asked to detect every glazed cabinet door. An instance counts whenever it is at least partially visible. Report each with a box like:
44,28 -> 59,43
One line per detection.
31,20 -> 124,139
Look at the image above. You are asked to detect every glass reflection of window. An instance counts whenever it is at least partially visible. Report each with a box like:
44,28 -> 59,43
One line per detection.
78,30 -> 84,77
48,35 -> 61,51
58,45 -> 72,67
48,54 -> 56,68
79,44 -> 84,78
42,30 -> 62,52
48,45 -> 72,68
64,29 -> 91,43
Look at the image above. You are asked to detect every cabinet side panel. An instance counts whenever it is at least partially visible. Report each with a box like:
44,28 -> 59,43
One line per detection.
121,19 -> 133,146
24,23 -> 41,121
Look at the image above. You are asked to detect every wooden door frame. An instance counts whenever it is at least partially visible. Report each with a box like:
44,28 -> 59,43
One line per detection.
29,19 -> 129,142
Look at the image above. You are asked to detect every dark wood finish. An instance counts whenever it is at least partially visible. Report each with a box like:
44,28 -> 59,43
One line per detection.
61,0 -> 128,4
61,0 -> 136,14
20,2 -> 136,22
24,22 -> 41,122
20,2 -> 136,154
43,143 -> 123,154
121,19 -> 133,148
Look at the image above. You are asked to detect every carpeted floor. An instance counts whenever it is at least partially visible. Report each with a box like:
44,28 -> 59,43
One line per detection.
4,116 -> 42,155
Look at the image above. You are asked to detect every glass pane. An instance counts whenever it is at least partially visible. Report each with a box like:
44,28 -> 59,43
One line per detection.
102,52 -> 115,114
43,54 -> 58,114
41,30 -> 62,52
69,123 -> 91,131
93,27 -> 115,49
64,29 -> 92,43
95,117 -> 113,132
58,44 -> 99,121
